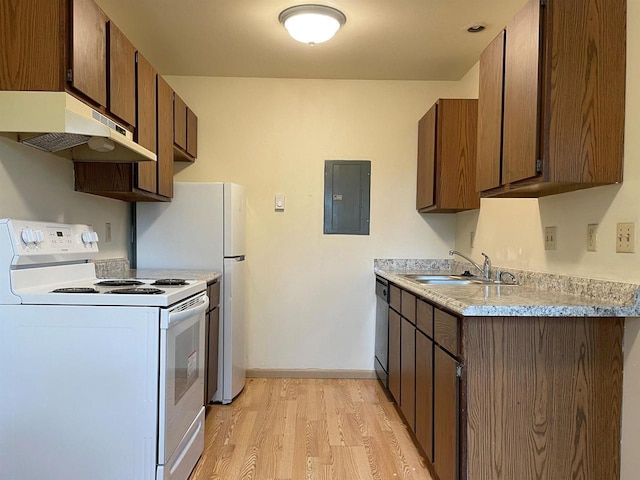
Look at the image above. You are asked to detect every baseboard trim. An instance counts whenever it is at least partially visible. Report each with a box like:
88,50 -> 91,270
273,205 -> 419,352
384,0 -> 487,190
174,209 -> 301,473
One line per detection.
246,368 -> 377,380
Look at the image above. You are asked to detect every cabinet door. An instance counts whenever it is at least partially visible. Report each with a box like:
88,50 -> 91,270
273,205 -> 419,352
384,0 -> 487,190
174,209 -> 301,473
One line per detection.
71,0 -> 107,107
388,308 -> 401,405
416,104 -> 436,210
415,331 -> 433,462
157,76 -> 174,198
135,53 -> 157,194
173,94 -> 187,150
186,107 -> 198,158
477,30 -> 505,192
108,22 -> 136,127
434,348 -> 459,480
400,317 -> 416,430
502,0 -> 541,185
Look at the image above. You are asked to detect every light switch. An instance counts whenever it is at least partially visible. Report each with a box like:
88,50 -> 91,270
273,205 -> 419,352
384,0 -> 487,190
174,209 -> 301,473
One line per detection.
275,194 -> 285,211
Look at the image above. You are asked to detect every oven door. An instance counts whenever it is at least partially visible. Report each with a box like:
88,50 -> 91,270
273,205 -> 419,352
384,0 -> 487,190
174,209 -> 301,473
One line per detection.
158,292 -> 208,465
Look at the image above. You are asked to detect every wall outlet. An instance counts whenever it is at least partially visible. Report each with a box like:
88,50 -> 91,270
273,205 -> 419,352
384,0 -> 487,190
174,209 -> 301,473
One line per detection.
105,222 -> 112,243
544,226 -> 557,250
616,222 -> 635,253
587,224 -> 598,252
470,231 -> 475,249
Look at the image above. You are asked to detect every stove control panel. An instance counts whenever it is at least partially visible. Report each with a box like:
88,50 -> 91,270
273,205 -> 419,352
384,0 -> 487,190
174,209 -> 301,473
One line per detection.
0,219 -> 99,265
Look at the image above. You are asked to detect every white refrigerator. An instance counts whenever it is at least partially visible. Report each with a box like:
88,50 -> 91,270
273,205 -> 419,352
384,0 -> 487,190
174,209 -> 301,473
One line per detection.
136,182 -> 246,404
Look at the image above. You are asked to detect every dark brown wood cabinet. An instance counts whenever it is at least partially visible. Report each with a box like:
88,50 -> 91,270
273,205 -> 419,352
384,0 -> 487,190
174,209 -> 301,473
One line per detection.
433,347 -> 459,480
377,279 -> 624,480
415,330 -> 433,462
416,99 -> 479,213
388,308 -> 401,405
205,279 -> 220,405
173,93 -> 198,162
400,316 -> 416,429
74,70 -> 173,201
107,21 -> 136,127
477,0 -> 626,198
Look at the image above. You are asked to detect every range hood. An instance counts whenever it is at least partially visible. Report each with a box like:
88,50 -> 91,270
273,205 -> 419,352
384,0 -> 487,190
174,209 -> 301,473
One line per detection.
0,91 -> 156,163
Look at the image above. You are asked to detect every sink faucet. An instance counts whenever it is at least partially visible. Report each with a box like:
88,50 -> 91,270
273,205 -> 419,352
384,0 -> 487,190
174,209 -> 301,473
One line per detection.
449,250 -> 492,280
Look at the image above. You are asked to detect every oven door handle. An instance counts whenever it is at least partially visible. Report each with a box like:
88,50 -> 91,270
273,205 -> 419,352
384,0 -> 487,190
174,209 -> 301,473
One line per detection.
167,295 -> 208,327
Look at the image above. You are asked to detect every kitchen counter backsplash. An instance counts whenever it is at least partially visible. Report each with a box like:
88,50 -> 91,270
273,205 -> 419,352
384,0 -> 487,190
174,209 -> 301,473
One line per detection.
93,258 -> 130,278
374,258 -> 640,315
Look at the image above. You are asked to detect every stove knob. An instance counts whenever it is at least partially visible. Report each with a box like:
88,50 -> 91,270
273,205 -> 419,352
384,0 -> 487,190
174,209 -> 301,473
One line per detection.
34,230 -> 45,244
21,229 -> 35,244
91,232 -> 99,243
81,231 -> 94,244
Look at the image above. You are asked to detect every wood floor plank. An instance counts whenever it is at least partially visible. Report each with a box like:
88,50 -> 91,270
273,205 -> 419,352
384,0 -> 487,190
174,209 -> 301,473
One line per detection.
190,378 -> 432,480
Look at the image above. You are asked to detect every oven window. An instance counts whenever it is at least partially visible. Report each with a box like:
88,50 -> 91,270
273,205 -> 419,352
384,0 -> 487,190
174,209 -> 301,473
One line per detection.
174,323 -> 200,404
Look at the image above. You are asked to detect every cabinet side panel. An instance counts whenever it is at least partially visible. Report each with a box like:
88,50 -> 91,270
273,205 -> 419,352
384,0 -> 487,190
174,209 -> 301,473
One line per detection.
502,0 -> 541,185
439,99 -> 479,210
0,0 -> 66,90
546,0 -> 625,184
476,31 -> 505,192
71,0 -> 108,107
173,94 -> 187,150
464,317 -> 622,480
186,108 -> 198,158
416,105 -> 436,210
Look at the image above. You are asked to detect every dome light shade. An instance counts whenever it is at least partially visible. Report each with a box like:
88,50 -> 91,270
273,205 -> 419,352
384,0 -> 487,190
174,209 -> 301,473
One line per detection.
279,5 -> 346,45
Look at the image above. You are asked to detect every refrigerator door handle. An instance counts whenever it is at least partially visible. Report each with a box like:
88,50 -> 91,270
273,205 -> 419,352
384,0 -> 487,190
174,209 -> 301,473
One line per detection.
225,255 -> 245,262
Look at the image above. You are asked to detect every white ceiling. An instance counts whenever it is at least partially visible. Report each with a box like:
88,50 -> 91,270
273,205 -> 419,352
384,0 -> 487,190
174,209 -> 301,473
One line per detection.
95,0 -> 526,81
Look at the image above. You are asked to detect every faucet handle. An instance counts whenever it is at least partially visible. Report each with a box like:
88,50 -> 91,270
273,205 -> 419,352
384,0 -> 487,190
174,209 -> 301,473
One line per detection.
496,270 -> 518,285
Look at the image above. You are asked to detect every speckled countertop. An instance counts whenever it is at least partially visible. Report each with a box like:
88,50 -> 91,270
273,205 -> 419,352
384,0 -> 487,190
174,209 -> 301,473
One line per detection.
128,269 -> 221,283
92,258 -> 221,283
375,259 -> 640,317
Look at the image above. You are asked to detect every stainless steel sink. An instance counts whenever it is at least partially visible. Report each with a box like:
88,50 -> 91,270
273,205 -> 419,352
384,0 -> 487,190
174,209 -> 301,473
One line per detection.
399,273 -> 496,285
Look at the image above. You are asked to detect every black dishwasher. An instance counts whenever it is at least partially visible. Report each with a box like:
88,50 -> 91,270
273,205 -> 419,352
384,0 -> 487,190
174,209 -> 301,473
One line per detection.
374,276 -> 389,387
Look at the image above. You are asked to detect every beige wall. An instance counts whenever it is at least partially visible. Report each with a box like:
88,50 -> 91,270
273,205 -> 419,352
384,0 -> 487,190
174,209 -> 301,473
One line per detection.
453,3 -> 639,477
0,136 -> 130,259
166,76 -> 474,371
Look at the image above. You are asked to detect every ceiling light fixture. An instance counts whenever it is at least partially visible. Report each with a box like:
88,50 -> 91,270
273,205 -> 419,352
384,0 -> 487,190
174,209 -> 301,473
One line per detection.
279,4 -> 346,46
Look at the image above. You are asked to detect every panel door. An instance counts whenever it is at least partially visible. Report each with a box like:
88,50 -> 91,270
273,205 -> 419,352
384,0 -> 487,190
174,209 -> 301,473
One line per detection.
502,0 -> 542,185
157,76 -> 174,198
400,317 -> 416,430
415,330 -> 433,462
108,21 -> 136,126
416,104 -> 436,210
477,30 -> 505,192
71,0 -> 107,107
135,53 -> 158,194
434,348 -> 459,480
388,308 -> 401,405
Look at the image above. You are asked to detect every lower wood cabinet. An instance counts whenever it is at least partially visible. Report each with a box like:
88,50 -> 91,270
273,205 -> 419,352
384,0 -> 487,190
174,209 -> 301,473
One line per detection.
433,347 -> 459,480
379,281 -> 623,480
388,308 -> 401,405
415,330 -> 433,462
400,316 -> 416,430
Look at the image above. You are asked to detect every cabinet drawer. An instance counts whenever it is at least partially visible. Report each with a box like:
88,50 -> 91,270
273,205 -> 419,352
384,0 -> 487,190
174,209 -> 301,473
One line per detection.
390,284 -> 401,312
207,280 -> 220,310
417,299 -> 433,336
401,290 -> 416,324
434,308 -> 459,356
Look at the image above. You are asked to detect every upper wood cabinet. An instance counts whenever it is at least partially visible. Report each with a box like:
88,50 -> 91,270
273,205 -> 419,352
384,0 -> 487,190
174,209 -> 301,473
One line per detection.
477,0 -> 626,198
173,93 -> 198,162
416,99 -> 479,213
71,0 -> 108,107
107,21 -> 136,127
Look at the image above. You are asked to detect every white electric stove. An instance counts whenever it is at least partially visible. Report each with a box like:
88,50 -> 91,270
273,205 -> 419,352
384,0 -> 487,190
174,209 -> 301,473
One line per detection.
0,218 -> 208,480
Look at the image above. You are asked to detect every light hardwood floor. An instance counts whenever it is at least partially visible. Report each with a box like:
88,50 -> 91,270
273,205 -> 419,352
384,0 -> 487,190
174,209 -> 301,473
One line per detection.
189,377 -> 433,480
